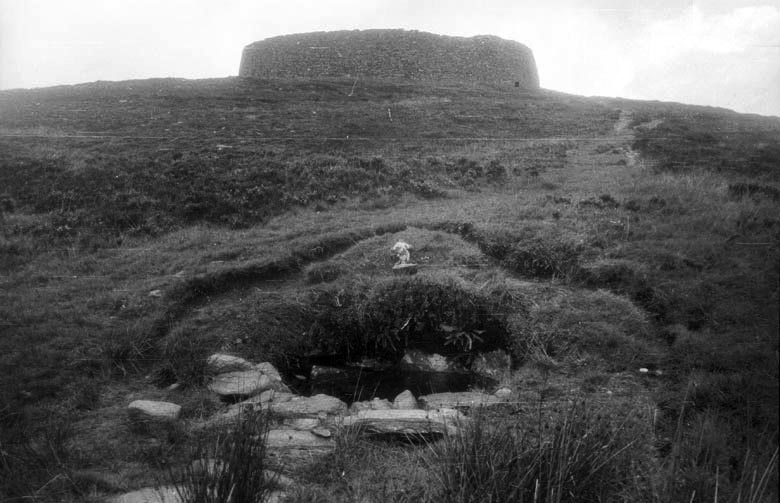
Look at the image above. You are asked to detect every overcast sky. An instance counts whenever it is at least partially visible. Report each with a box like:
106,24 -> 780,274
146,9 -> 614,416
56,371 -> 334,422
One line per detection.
1,0 -> 778,116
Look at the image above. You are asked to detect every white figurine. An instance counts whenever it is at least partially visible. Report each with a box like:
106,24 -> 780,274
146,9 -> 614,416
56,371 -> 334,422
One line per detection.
391,241 -> 412,266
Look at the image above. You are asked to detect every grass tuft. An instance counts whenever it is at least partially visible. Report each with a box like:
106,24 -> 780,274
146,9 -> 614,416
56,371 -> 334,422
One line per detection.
429,402 -> 651,503
164,410 -> 277,503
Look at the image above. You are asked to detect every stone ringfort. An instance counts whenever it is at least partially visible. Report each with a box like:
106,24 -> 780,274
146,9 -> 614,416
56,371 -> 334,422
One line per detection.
239,29 -> 539,88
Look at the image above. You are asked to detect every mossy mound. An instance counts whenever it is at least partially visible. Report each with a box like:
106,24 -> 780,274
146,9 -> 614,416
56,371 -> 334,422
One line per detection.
157,227 -> 657,384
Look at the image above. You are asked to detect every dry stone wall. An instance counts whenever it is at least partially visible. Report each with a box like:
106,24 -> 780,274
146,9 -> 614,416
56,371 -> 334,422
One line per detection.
239,29 -> 539,88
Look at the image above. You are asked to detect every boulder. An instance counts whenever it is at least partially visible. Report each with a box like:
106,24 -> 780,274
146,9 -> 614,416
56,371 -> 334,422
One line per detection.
207,353 -> 255,374
341,408 -> 466,436
269,394 -> 347,419
399,349 -> 467,373
127,400 -> 181,424
419,392 -> 502,409
392,390 -> 419,409
207,370 -> 275,398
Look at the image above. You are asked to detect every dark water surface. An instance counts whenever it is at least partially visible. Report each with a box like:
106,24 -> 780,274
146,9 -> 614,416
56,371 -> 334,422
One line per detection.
305,366 -> 496,403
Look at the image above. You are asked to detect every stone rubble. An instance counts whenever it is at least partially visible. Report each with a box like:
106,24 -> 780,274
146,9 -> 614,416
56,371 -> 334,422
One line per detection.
124,353 -> 514,501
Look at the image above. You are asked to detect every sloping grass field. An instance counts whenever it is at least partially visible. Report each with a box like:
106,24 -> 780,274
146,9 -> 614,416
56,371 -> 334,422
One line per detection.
0,77 -> 778,502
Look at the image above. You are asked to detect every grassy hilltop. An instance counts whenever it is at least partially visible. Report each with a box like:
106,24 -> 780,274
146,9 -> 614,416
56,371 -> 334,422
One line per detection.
0,77 -> 778,502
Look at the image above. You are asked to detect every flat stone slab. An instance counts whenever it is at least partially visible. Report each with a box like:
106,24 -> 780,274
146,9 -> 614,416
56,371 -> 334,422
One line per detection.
341,408 -> 466,436
208,370 -> 275,398
109,485 -> 180,503
269,394 -> 347,418
232,390 -> 296,411
207,353 -> 255,374
127,400 -> 181,423
267,429 -> 335,449
419,392 -> 502,409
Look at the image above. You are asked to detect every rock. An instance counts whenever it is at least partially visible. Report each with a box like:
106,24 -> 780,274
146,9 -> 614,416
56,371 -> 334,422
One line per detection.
370,397 -> 393,410
494,386 -> 513,399
127,400 -> 181,423
266,429 -> 335,449
341,408 -> 466,436
312,427 -> 332,438
207,370 -> 275,398
284,418 -> 321,430
471,350 -> 511,380
310,365 -> 345,378
269,394 -> 348,419
266,491 -> 287,503
349,401 -> 371,414
400,349 -> 467,373
392,390 -> 419,409
255,362 -> 283,382
108,486 -> 181,503
207,353 -> 254,374
349,398 -> 393,414
419,392 -> 502,409
216,389 -> 297,422
256,389 -> 296,406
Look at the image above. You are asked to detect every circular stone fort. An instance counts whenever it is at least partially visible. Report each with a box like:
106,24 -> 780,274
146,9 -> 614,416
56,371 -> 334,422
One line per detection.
239,29 -> 539,89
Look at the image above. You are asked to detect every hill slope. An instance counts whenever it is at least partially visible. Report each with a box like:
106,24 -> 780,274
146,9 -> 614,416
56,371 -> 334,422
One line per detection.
0,77 -> 778,502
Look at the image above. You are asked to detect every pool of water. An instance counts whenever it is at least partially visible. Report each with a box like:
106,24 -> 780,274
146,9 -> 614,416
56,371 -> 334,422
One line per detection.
304,366 -> 497,404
